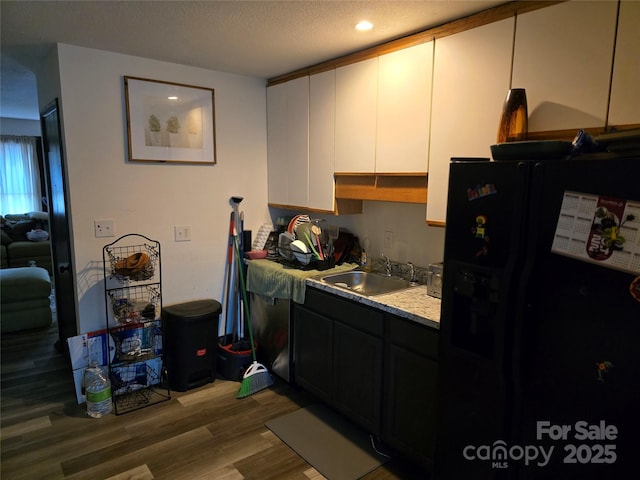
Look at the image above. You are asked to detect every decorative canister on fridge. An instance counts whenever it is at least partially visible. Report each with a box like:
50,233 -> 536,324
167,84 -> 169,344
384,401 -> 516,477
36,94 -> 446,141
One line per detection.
496,88 -> 528,143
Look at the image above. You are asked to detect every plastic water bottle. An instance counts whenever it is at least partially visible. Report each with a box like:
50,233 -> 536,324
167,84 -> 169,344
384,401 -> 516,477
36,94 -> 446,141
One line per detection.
84,360 -> 112,418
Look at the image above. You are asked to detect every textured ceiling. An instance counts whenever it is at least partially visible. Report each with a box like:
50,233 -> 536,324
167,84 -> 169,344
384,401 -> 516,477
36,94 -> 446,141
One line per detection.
1,0 -> 505,120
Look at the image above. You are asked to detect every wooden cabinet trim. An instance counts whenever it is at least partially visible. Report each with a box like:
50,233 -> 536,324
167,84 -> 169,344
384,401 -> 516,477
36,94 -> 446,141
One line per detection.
335,173 -> 427,204
268,198 -> 363,215
267,1 -> 562,86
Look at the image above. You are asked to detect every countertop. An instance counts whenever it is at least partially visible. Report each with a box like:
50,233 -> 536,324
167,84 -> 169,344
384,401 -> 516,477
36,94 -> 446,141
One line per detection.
306,276 -> 441,330
246,259 -> 359,304
247,259 -> 441,329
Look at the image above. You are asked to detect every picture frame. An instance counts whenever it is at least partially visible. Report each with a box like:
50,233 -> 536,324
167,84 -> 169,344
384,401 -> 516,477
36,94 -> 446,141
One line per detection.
124,76 -> 216,164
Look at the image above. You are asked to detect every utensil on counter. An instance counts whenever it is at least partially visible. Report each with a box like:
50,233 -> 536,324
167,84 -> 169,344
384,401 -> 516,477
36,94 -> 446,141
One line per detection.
310,223 -> 324,260
327,224 -> 339,259
303,232 -> 322,260
287,214 -> 310,234
295,222 -> 321,257
278,232 -> 296,260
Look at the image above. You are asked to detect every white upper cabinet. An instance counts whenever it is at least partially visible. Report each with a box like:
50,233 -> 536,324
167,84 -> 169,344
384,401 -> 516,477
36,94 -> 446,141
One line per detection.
512,0 -> 618,131
335,58 -> 378,173
608,0 -> 640,127
267,76 -> 309,207
309,70 -> 336,211
427,18 -> 514,225
267,82 -> 288,205
376,42 -> 434,173
286,76 -> 310,207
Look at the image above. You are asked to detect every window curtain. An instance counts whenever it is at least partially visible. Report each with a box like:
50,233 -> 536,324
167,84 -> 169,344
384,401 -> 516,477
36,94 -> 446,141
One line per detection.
0,135 -> 42,215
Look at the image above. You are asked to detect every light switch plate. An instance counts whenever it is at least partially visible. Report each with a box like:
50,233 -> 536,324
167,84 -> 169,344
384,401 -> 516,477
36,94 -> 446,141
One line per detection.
94,219 -> 115,238
174,225 -> 191,242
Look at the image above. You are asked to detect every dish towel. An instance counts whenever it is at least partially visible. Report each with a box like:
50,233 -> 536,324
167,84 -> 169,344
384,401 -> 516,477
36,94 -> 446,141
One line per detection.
246,260 -> 357,304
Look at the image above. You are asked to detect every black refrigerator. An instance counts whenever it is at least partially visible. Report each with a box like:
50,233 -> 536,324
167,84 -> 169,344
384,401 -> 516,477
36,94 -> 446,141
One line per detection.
434,156 -> 640,479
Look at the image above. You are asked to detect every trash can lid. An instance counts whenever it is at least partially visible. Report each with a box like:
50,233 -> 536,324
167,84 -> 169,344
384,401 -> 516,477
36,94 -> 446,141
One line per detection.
162,299 -> 222,319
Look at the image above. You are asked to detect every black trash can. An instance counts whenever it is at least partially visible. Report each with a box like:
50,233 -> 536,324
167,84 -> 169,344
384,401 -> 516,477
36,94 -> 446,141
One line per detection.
162,299 -> 222,392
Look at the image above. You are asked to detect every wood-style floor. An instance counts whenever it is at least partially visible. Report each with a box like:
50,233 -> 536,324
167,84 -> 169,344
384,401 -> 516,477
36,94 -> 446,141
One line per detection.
1,322 -> 430,479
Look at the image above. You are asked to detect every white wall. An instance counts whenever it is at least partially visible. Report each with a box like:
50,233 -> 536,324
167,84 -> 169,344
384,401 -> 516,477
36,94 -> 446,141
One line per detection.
48,44 -> 270,333
36,43 -> 443,334
348,202 -> 445,268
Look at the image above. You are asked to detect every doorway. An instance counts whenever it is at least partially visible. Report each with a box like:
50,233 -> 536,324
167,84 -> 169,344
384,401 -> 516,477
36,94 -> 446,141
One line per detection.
40,98 -> 77,355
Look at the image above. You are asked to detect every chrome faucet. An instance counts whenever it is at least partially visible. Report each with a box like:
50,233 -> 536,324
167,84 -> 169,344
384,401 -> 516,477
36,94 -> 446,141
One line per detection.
381,253 -> 392,276
407,262 -> 416,283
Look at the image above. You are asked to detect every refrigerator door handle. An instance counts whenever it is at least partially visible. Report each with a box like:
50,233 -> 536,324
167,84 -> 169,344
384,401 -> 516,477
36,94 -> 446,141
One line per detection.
511,162 -> 545,387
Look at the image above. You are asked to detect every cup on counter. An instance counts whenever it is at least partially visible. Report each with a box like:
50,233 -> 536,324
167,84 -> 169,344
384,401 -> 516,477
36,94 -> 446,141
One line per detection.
278,232 -> 296,260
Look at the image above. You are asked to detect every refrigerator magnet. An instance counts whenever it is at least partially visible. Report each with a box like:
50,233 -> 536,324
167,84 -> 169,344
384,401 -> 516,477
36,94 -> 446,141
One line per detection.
467,183 -> 497,201
473,215 -> 488,239
472,215 -> 490,256
630,276 -> 640,303
596,361 -> 614,382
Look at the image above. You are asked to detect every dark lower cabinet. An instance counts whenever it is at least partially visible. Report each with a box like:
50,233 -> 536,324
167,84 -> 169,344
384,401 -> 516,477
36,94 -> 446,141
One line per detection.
384,314 -> 439,470
294,287 -> 383,434
333,321 -> 383,433
293,286 -> 439,471
294,306 -> 333,403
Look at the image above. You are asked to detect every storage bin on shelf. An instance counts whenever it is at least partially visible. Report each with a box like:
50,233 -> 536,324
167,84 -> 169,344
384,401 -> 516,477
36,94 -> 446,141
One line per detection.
108,284 -> 161,324
105,242 -> 159,282
107,319 -> 165,409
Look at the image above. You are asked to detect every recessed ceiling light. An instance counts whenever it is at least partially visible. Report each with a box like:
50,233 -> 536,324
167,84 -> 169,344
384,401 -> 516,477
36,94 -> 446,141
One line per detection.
168,96 -> 178,100
355,20 -> 373,31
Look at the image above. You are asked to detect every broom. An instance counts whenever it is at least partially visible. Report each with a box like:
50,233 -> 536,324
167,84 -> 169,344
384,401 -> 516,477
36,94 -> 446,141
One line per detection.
233,230 -> 273,398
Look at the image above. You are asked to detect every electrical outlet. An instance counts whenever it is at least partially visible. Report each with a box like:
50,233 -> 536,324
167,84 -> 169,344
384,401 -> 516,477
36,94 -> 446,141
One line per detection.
94,219 -> 115,238
174,225 -> 191,242
384,230 -> 393,249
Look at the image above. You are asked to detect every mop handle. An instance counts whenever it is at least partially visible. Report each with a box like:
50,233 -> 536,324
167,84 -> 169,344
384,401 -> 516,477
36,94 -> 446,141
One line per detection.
233,233 -> 257,363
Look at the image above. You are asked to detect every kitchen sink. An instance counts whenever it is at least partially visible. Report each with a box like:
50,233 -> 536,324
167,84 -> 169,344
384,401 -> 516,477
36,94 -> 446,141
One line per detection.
319,270 -> 415,296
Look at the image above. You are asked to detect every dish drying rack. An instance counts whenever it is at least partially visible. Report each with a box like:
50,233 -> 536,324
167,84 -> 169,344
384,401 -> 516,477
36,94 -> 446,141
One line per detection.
276,246 -> 335,271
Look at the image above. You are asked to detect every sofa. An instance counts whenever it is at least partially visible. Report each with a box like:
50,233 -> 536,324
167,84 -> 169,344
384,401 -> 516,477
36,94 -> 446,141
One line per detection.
1,212 -> 52,274
0,266 -> 53,333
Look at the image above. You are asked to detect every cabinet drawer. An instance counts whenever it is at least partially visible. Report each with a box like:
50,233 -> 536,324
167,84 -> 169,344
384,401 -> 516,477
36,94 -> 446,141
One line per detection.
388,314 -> 438,359
305,287 -> 384,337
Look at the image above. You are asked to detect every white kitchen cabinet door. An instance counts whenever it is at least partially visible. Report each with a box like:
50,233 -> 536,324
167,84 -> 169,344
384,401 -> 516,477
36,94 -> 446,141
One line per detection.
267,82 -> 288,205
286,76 -> 310,207
608,0 -> 640,127
267,77 -> 310,207
309,70 -> 336,211
512,0 -> 618,132
427,18 -> 514,225
377,42 -> 433,174
335,58 -> 378,173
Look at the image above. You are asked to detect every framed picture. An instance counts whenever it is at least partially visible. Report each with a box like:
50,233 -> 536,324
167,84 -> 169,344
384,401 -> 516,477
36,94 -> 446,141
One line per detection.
124,76 -> 216,164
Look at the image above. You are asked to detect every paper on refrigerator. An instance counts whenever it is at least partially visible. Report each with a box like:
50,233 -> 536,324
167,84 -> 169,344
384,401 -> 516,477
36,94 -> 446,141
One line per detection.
552,191 -> 640,274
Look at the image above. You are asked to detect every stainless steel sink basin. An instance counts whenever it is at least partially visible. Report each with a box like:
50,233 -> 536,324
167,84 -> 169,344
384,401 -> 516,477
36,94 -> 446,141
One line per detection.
319,270 -> 414,296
